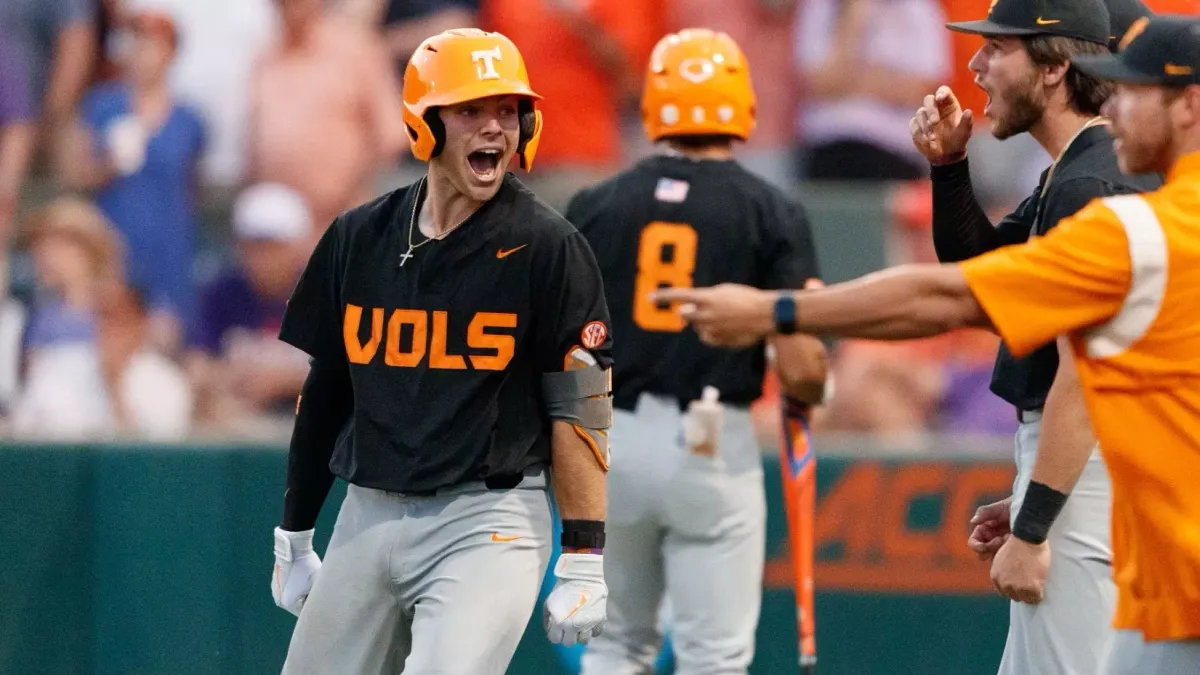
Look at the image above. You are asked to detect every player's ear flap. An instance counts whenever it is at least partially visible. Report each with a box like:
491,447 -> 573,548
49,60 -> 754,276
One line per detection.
517,99 -> 542,171
424,109 -> 446,159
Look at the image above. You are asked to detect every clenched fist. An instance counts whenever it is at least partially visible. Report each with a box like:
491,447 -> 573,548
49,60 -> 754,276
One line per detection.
910,85 -> 974,165
968,496 -> 1012,561
545,553 -> 608,646
271,527 -> 322,617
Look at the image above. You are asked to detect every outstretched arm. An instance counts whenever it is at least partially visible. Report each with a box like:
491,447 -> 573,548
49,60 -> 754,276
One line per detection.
663,264 -> 987,346
653,199 -> 1132,360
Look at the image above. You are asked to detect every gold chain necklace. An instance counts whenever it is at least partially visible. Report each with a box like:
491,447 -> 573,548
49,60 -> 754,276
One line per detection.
399,176 -> 478,267
1040,115 -> 1109,201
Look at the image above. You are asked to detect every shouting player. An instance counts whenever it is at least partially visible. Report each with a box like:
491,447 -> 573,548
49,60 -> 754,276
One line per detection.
909,0 -> 1158,671
269,29 -> 612,675
568,29 -> 829,675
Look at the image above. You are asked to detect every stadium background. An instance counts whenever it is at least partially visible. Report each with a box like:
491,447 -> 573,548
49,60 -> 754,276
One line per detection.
0,0 -> 1195,673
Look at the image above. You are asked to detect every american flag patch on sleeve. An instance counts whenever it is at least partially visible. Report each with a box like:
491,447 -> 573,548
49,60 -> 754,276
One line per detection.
655,177 -> 690,203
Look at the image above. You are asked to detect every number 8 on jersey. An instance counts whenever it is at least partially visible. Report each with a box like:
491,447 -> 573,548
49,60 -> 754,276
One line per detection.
633,221 -> 698,332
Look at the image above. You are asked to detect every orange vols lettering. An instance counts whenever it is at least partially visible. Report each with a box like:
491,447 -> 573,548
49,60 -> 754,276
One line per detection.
429,311 -> 467,369
345,307 -> 518,369
468,312 -> 517,370
344,305 -> 384,364
386,309 -> 427,367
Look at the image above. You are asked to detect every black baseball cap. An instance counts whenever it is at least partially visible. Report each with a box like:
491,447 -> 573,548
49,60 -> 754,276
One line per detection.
1105,0 -> 1154,53
1073,15 -> 1200,85
947,0 -> 1112,47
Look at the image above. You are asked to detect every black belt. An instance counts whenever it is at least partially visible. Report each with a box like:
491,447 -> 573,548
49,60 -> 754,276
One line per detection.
1017,408 -> 1044,424
402,472 -> 526,497
614,391 -> 755,413
613,391 -> 687,413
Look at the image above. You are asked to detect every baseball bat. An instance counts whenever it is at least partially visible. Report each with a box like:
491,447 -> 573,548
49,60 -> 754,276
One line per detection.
779,395 -> 817,675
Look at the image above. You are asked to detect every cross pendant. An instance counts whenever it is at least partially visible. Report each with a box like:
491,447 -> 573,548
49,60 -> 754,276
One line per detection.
399,246 -> 415,267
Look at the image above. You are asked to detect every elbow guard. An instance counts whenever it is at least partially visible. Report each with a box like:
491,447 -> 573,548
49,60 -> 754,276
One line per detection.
542,347 -> 613,471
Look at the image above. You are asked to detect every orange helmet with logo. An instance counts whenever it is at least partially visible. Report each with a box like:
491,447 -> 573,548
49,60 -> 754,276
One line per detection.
403,29 -> 544,170
641,29 -> 756,143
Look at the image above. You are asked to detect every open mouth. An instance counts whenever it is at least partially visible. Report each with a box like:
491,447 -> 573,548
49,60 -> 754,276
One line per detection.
467,149 -> 503,182
976,79 -> 993,116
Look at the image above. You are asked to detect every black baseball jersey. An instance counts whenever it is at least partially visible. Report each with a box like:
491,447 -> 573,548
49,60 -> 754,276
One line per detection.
567,155 -> 820,411
933,125 -> 1161,411
279,174 -> 613,494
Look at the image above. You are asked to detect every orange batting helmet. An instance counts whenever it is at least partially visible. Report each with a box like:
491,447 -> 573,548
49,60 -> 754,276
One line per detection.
641,29 -> 756,143
402,29 -> 544,170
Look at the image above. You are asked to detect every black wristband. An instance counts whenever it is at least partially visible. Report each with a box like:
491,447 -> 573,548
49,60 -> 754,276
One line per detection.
775,292 -> 797,335
1012,481 -> 1069,545
561,519 -> 606,549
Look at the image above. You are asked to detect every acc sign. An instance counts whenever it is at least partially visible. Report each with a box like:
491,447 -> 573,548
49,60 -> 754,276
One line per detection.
765,461 -> 1015,594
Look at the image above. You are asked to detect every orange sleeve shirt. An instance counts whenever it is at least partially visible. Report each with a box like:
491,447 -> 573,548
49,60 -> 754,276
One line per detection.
959,200 -> 1131,358
960,161 -> 1200,640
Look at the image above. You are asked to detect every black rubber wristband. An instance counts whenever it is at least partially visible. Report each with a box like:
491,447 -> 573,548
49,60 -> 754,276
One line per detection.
1012,481 -> 1069,545
561,519 -> 606,549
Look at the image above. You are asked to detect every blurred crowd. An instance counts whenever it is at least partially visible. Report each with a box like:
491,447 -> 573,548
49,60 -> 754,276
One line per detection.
0,0 -> 1194,444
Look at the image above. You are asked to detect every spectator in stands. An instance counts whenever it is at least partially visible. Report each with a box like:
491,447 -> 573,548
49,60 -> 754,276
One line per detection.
380,0 -> 479,79
0,0 -> 96,143
9,197 -> 119,439
58,10 -> 206,356
482,0 -> 663,209
95,281 -> 194,440
249,0 -> 407,232
134,0 -> 274,190
666,0 -> 802,189
794,0 -> 951,181
188,183 -> 310,430
0,29 -> 36,240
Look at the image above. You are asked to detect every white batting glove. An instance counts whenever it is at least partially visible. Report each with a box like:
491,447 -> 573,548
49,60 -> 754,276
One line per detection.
544,553 -> 607,646
271,527 -> 322,617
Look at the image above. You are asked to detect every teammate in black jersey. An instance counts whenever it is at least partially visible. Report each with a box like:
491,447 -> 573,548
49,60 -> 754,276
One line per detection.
268,29 -> 613,675
568,29 -> 829,675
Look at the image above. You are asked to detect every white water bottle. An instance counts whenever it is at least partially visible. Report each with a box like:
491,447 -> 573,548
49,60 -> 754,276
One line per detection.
684,386 -> 723,456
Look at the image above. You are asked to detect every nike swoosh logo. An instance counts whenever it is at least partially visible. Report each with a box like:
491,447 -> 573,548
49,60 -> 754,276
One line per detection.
1035,17 -> 1060,24
491,533 -> 521,542
567,592 -> 589,618
497,245 -> 527,259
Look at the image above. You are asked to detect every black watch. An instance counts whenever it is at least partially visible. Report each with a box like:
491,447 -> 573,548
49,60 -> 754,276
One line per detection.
774,292 -> 797,335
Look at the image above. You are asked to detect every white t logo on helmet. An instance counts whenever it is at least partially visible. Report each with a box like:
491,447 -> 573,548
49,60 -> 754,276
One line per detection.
472,47 -> 503,80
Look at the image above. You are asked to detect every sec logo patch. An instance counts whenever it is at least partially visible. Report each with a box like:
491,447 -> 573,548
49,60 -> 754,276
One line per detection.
581,321 -> 608,349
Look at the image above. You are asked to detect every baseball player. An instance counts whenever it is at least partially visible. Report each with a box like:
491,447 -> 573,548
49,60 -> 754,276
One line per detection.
656,17 -> 1200,674
268,29 -> 613,675
567,29 -> 829,675
908,0 -> 1158,671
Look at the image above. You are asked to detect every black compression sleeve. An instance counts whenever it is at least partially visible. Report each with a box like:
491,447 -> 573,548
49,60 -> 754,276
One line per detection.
281,358 -> 354,532
930,158 -> 1000,262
